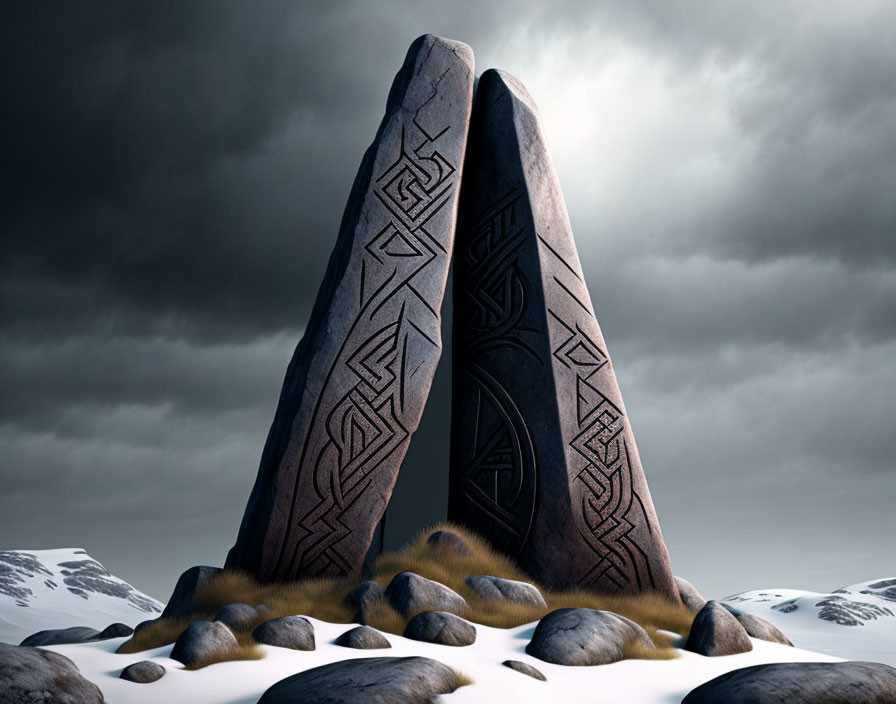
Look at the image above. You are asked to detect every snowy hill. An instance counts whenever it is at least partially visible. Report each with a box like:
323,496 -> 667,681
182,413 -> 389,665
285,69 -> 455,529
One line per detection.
0,548 -> 162,645
722,577 -> 896,666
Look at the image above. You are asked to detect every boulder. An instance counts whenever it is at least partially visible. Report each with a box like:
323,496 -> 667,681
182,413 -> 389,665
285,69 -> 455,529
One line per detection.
169,620 -> 239,667
344,580 -> 384,625
447,68 -> 678,598
214,602 -> 259,631
676,576 -> 708,612
224,34 -> 475,584
385,572 -> 468,617
686,601 -> 753,656
97,622 -> 134,639
426,530 -> 473,557
404,611 -> 476,647
20,626 -> 100,647
502,660 -> 546,681
0,642 -> 104,703
258,656 -> 463,704
252,615 -> 315,651
721,604 -> 793,646
120,660 -> 166,683
465,575 -> 546,607
683,661 -> 896,703
160,565 -> 221,619
525,608 -> 655,666
335,625 -> 391,649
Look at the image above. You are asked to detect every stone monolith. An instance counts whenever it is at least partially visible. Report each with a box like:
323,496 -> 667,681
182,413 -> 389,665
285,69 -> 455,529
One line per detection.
448,69 -> 677,597
226,35 -> 474,582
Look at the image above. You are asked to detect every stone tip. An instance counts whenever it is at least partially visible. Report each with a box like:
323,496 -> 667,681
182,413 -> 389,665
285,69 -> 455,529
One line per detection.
407,34 -> 474,68
477,68 -> 540,116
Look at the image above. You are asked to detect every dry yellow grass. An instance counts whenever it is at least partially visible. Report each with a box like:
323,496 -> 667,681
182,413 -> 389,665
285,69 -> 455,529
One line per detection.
117,522 -> 691,665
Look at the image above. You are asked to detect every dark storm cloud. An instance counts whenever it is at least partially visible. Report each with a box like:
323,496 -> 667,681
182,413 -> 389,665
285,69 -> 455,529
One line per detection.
1,1 -> 894,599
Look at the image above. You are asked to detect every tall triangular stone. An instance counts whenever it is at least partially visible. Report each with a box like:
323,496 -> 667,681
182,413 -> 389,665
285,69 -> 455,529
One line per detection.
449,69 -> 677,597
226,35 -> 474,582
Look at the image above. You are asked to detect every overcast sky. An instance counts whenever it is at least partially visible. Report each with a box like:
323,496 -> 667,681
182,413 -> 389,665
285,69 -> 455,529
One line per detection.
2,1 -> 894,601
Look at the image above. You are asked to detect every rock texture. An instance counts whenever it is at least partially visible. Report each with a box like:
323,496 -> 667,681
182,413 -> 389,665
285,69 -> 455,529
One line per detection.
525,608 -> 655,666
344,580 -> 384,625
120,660 -> 166,683
722,604 -> 793,645
448,68 -> 677,596
676,576 -> 708,613
683,661 -> 896,703
465,574 -> 546,607
426,529 -> 472,556
169,620 -> 239,667
335,625 -> 391,649
20,622 -> 133,647
258,656 -> 462,704
161,565 -> 221,619
252,615 -> 316,651
225,34 -> 475,583
385,571 -> 468,617
503,659 -> 546,681
686,601 -> 754,656
214,603 -> 259,631
0,642 -> 104,703
404,611 -> 476,646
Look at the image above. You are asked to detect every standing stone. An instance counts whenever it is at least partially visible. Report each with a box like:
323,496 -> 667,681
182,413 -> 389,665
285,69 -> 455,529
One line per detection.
448,69 -> 677,596
226,35 -> 474,582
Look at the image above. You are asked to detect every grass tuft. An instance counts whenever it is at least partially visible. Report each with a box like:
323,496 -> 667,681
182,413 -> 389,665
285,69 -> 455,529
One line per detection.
116,522 -> 692,665
447,669 -> 474,691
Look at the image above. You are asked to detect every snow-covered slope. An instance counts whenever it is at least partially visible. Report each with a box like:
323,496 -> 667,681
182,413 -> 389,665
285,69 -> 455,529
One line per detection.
0,548 -> 162,645
722,577 -> 896,666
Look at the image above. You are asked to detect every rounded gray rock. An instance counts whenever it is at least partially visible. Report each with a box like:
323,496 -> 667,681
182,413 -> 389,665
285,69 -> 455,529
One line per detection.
722,604 -> 793,646
97,622 -> 134,639
404,611 -> 476,647
525,608 -> 655,666
257,656 -> 463,704
0,642 -> 104,703
20,625 -> 101,647
214,602 -> 259,631
466,575 -> 546,607
161,565 -> 221,619
686,601 -> 753,656
334,625 -> 391,649
683,661 -> 896,703
385,572 -> 468,617
676,576 -> 708,613
503,659 -> 546,681
252,615 -> 315,650
120,660 -> 166,683
169,620 -> 239,666
344,580 -> 384,625
426,530 -> 473,556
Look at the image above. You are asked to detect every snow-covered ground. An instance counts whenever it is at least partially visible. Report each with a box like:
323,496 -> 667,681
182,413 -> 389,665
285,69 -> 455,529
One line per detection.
49,618 -> 841,704
0,548 -> 162,645
722,578 -> 896,666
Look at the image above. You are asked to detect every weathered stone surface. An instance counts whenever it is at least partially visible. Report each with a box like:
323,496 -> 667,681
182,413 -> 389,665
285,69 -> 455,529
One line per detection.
721,604 -> 793,645
404,611 -> 476,646
426,529 -> 473,556
120,660 -> 166,683
335,625 -> 391,649
214,602 -> 259,631
502,659 -> 546,681
258,656 -> 461,704
385,571 -> 468,617
448,68 -> 677,596
683,661 -> 896,703
344,580 -> 384,625
97,622 -> 133,639
676,576 -> 708,613
466,574 -> 546,607
225,34 -> 475,583
252,615 -> 315,651
161,565 -> 221,619
525,608 -> 655,666
21,621 -> 134,646
169,620 -> 239,666
0,642 -> 104,703
686,601 -> 753,656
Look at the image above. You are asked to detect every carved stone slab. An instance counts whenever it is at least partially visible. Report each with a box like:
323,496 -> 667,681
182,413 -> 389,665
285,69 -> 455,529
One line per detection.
226,35 -> 474,582
448,69 -> 677,597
